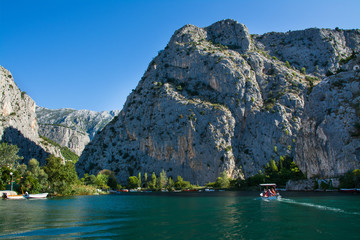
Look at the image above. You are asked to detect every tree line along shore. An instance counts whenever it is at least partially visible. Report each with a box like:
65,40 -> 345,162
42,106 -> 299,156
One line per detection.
1,142 -> 359,196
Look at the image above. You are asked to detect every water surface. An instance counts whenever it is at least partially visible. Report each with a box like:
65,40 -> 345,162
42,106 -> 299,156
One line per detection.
0,191 -> 359,239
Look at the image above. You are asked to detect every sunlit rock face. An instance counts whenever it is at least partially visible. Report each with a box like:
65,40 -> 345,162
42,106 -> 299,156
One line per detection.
36,107 -> 119,155
0,66 -> 62,164
76,19 -> 360,184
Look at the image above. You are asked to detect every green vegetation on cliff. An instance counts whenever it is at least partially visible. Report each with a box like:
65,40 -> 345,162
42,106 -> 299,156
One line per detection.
237,156 -> 306,188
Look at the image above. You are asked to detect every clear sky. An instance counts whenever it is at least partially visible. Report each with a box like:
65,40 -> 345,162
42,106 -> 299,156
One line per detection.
1,0 -> 359,111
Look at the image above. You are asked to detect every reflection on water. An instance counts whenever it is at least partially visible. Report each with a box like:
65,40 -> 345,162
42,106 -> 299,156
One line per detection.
0,192 -> 359,239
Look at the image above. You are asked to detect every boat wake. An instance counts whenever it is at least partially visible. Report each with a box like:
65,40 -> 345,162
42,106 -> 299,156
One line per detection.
279,198 -> 360,215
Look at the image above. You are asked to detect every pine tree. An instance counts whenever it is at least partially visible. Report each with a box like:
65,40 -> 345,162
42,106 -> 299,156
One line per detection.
138,172 -> 142,188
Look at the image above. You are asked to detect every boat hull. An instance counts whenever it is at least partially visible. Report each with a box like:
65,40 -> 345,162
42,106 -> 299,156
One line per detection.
260,192 -> 281,200
27,193 -> 48,199
5,195 -> 25,200
261,195 -> 281,200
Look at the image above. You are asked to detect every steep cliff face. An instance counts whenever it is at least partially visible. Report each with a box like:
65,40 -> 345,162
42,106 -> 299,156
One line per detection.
255,28 -> 360,75
296,64 -> 360,177
36,107 -> 119,155
0,66 -> 62,164
38,124 -> 90,156
76,20 -> 360,184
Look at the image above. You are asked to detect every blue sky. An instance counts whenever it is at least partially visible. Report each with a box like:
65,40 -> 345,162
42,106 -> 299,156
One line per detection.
1,0 -> 359,111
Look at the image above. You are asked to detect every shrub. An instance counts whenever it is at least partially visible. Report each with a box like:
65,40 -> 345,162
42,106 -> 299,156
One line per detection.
301,67 -> 306,74
174,176 -> 191,189
60,147 -> 79,162
127,176 -> 139,189
285,61 -> 291,68
241,156 -> 305,187
339,169 -> 360,188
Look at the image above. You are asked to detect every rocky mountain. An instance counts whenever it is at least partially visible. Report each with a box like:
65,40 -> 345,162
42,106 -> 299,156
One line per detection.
76,19 -> 360,185
36,107 -> 119,155
0,66 -> 62,164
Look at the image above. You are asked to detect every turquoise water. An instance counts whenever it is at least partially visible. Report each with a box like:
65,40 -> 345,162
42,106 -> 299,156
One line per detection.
0,192 -> 359,239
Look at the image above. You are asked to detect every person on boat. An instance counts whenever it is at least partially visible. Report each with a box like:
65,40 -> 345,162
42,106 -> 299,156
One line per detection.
266,189 -> 272,197
270,188 -> 276,196
263,189 -> 268,197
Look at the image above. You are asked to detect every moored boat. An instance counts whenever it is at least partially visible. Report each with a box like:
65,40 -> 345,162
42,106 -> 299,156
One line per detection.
25,193 -> 48,199
259,183 -> 281,200
2,193 -> 25,200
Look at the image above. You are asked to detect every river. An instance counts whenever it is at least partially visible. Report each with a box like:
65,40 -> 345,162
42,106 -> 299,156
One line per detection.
0,191 -> 359,239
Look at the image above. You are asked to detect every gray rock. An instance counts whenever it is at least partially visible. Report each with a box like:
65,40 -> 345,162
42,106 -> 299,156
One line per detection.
38,124 -> 90,156
76,20 -> 360,185
295,71 -> 360,178
0,66 -> 62,164
255,28 -> 360,75
286,179 -> 316,191
36,106 -> 119,155
36,107 -> 120,140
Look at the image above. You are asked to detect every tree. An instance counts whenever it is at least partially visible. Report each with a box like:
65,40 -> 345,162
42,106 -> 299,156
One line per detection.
98,169 -> 117,189
81,173 -> 97,185
215,171 -> 230,188
16,164 -> 27,176
44,155 -> 79,195
167,177 -> 174,191
0,142 -> 23,168
270,160 -> 278,172
285,61 -> 291,68
149,172 -> 157,190
23,158 -> 48,193
340,169 -> 360,188
0,166 -> 17,190
159,169 -> 168,189
175,176 -> 191,189
128,176 -> 139,189
138,172 -> 142,188
95,174 -> 109,190
28,158 -> 40,175
301,67 -> 306,74
144,172 -> 148,187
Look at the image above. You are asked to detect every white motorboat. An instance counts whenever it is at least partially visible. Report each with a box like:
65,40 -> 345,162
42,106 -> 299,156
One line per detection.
25,193 -> 48,199
2,193 -> 26,200
259,183 -> 281,200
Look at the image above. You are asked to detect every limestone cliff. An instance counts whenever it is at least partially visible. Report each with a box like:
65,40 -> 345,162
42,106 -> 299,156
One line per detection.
38,124 -> 90,156
76,20 -> 360,185
0,66 -> 62,164
36,107 -> 119,155
296,68 -> 360,177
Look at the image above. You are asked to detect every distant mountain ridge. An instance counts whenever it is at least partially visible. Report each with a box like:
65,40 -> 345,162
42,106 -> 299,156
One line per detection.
36,107 -> 119,155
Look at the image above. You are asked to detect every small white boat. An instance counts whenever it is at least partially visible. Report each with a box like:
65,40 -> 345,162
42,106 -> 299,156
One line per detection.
259,183 -> 281,200
2,193 -> 25,200
25,193 -> 48,199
